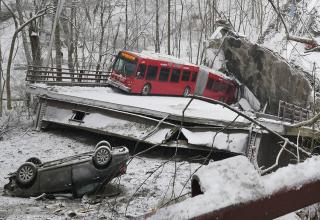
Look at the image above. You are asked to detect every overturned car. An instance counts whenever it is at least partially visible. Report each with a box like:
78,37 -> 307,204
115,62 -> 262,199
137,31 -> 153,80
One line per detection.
4,141 -> 129,197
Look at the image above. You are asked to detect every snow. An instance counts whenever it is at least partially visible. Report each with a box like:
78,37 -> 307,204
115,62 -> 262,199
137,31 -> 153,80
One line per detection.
181,128 -> 248,154
131,50 -> 198,67
149,155 -> 265,219
307,0 -> 319,12
149,155 -> 320,219
262,156 -> 320,195
275,213 -> 301,220
32,85 -> 249,124
208,27 -> 224,41
0,125 -> 201,219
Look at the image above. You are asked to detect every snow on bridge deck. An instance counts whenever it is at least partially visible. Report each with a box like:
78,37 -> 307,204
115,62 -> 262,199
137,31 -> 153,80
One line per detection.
28,84 -> 250,127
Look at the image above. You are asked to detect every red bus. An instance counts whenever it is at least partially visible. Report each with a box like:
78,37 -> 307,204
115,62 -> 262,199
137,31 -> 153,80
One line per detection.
108,50 -> 238,104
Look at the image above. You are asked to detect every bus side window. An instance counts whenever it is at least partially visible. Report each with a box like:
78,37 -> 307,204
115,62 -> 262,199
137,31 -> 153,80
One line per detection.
182,70 -> 190,81
159,67 -> 170,81
191,72 -> 197,82
170,69 -> 181,83
137,64 -> 146,79
212,81 -> 219,92
206,78 -> 214,90
212,81 -> 227,92
146,65 -> 158,80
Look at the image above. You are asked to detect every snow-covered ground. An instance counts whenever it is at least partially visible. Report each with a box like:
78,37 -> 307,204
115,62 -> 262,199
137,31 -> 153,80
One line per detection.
0,122 -> 200,219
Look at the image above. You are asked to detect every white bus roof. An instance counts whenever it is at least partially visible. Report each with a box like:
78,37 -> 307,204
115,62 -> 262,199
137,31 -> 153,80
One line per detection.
128,50 -> 198,67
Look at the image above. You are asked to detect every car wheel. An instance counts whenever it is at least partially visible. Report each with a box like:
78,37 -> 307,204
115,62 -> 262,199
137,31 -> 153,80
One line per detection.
95,140 -> 111,150
183,87 -> 190,97
141,84 -> 151,95
93,146 -> 112,168
26,157 -> 42,166
17,162 -> 37,186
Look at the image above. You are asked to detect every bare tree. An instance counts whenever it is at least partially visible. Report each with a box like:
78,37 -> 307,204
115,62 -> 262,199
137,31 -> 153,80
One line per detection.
61,2 -> 75,73
125,0 -> 128,49
0,40 -> 3,116
29,12 -> 42,67
16,0 -> 32,66
54,0 -> 63,79
155,0 -> 160,52
178,0 -> 184,58
96,1 -> 106,73
167,0 -> 171,55
6,8 -> 49,110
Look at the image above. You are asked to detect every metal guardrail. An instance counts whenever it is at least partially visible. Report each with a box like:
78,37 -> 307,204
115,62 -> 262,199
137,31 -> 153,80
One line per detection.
278,100 -> 310,123
26,66 -> 111,86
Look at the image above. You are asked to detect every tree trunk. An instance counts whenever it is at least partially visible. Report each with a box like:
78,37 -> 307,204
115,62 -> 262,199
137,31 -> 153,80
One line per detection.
113,18 -> 121,54
167,0 -> 171,55
143,0 -> 147,49
178,0 -> 184,58
68,2 -> 75,74
155,0 -> 160,52
54,0 -> 62,80
125,0 -> 128,49
16,0 -> 32,66
74,6 -> 79,72
29,18 -> 42,67
0,41 -> 3,116
96,2 -> 107,79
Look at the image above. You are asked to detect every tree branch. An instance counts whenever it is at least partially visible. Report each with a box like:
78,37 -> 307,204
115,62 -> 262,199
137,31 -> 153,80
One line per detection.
6,7 -> 51,109
291,112 -> 320,128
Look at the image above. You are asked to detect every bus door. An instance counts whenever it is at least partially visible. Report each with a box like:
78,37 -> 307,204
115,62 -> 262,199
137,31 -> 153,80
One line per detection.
180,67 -> 192,95
131,62 -> 147,93
142,62 -> 159,94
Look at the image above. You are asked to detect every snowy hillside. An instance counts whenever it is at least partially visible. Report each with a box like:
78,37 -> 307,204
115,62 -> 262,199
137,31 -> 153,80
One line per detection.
1,0 -> 320,219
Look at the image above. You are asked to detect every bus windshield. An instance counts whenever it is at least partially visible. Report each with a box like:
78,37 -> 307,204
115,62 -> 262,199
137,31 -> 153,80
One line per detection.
113,57 -> 137,77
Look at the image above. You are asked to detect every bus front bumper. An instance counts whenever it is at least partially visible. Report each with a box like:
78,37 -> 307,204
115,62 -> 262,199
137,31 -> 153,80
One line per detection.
108,79 -> 131,93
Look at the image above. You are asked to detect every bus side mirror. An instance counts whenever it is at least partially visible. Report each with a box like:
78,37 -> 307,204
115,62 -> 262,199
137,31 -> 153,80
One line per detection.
136,71 -> 141,78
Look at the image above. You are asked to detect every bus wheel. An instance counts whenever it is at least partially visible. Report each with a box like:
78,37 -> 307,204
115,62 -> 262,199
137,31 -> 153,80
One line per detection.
141,84 -> 151,95
183,87 -> 190,97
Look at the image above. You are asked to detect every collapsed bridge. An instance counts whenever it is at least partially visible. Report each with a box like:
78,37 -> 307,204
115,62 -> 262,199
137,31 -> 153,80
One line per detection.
27,81 -> 318,172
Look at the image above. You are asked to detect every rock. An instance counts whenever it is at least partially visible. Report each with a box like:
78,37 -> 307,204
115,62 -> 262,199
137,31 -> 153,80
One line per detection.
219,36 -> 311,114
66,210 -> 77,218
222,36 -> 312,113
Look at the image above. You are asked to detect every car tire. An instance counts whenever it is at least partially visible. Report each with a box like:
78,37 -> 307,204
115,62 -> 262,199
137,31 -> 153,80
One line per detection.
183,87 -> 190,97
16,162 -> 37,186
95,140 -> 111,150
141,84 -> 151,95
93,146 -> 112,168
26,157 -> 42,166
